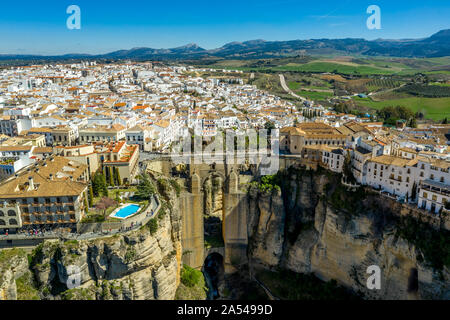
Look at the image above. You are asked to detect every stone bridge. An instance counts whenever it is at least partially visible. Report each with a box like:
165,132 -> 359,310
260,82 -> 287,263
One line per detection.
144,153 -> 308,273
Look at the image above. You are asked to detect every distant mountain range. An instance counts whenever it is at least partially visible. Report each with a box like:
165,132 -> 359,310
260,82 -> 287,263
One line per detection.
1,29 -> 449,62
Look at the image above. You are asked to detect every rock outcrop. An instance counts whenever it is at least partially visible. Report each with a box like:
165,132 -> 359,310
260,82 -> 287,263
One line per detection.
246,168 -> 450,300
0,178 -> 183,300
0,249 -> 30,300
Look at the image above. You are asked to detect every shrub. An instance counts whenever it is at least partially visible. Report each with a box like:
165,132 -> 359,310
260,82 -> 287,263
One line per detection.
136,173 -> 156,200
148,219 -> 158,235
180,264 -> 203,288
169,179 -> 181,196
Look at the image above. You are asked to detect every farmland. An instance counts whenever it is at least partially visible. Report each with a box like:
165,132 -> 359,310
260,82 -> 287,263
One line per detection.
352,96 -> 450,121
192,55 -> 450,121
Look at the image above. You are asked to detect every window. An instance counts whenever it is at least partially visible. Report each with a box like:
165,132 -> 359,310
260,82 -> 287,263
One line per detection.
432,195 -> 437,201
7,210 -> 15,216
440,177 -> 444,183
423,192 -> 428,199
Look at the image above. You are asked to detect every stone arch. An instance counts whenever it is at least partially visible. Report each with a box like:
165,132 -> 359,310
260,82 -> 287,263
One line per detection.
0,219 -> 5,225
9,218 -> 18,225
0,210 -> 4,216
202,172 -> 226,261
202,173 -> 225,218
7,210 -> 16,216
201,171 -> 226,187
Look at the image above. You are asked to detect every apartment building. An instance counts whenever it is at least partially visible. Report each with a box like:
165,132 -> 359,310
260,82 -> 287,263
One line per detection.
0,117 -> 29,137
54,144 -> 100,178
51,126 -> 76,146
0,156 -> 89,233
125,125 -> 153,151
286,123 -> 347,155
0,146 -> 35,181
365,155 -> 418,198
27,127 -> 53,145
322,147 -> 345,173
79,124 -> 126,143
94,141 -> 140,184
418,180 -> 449,214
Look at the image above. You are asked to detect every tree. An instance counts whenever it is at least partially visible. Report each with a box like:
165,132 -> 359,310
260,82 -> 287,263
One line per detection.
92,171 -> 108,197
136,173 -> 156,200
264,121 -> 275,135
88,184 -> 94,207
443,117 -> 448,124
114,167 -> 122,186
83,197 -> 89,213
95,197 -> 117,217
108,167 -> 114,186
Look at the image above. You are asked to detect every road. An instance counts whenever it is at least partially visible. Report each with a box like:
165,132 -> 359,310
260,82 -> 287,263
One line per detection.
279,74 -> 307,102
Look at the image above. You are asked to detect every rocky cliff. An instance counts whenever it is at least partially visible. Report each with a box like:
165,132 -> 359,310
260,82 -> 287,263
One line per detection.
0,178 -> 183,300
246,167 -> 450,300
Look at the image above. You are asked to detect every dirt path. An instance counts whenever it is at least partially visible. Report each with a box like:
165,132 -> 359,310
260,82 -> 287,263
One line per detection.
279,74 -> 307,102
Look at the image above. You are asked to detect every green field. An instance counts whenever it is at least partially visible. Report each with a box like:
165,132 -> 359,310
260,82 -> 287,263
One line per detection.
353,96 -> 450,121
199,56 -> 450,76
200,56 -> 450,121
273,62 -> 396,75
296,90 -> 334,101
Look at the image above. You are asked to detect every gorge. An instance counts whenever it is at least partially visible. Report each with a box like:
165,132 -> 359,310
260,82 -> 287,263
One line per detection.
1,160 -> 449,300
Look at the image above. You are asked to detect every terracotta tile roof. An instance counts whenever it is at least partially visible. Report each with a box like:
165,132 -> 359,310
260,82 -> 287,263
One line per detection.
0,156 -> 88,199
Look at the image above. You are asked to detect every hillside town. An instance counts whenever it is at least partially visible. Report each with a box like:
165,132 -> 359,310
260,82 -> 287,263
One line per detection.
0,62 -> 448,236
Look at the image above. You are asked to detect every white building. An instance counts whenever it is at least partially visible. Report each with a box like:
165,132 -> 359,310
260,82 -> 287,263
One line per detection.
418,180 -> 449,214
365,155 -> 418,199
322,148 -> 345,173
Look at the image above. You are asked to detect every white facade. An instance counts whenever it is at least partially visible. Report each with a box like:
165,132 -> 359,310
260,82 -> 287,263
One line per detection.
322,149 -> 344,173
418,180 -> 449,214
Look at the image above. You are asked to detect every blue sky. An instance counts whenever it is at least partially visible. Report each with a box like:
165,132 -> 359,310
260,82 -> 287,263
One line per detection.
0,0 -> 448,55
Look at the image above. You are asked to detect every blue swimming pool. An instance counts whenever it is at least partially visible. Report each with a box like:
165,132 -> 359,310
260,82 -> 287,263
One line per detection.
111,204 -> 141,219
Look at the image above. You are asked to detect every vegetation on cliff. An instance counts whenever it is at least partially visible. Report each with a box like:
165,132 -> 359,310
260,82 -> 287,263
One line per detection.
175,264 -> 208,300
396,216 -> 450,270
248,174 -> 281,193
15,272 -> 40,300
255,268 -> 360,300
